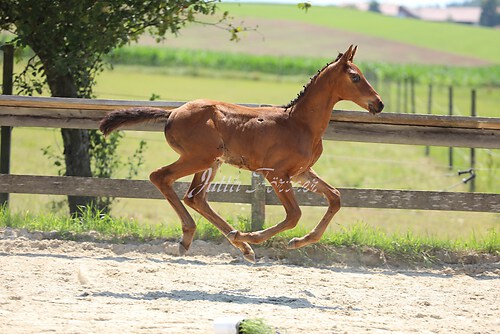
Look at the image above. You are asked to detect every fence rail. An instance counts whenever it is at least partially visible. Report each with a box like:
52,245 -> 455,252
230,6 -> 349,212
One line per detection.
1,95 -> 499,148
1,95 -> 500,220
1,174 -> 498,213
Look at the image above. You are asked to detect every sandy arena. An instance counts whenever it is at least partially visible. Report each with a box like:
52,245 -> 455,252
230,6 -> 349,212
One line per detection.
0,228 -> 498,333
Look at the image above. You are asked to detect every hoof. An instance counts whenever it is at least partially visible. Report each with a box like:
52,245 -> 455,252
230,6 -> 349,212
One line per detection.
243,251 -> 256,264
287,238 -> 300,249
178,242 -> 189,256
226,230 -> 238,242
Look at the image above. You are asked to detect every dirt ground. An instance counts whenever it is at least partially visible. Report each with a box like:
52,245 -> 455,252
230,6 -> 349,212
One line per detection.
0,228 -> 498,334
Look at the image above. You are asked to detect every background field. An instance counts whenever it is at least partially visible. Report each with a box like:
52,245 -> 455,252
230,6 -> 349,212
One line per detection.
2,2 -> 499,242
152,3 -> 500,64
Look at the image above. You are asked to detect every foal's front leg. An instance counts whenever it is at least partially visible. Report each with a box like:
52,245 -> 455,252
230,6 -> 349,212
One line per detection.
183,163 -> 256,263
227,173 -> 302,244
149,157 -> 211,255
288,168 -> 341,249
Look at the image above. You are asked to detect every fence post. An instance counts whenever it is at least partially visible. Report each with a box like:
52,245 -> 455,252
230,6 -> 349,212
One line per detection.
396,80 -> 401,113
425,84 -> 432,157
448,86 -> 453,170
470,89 -> 476,193
385,80 -> 391,113
403,77 -> 408,113
250,172 -> 266,231
410,77 -> 416,114
1,44 -> 14,207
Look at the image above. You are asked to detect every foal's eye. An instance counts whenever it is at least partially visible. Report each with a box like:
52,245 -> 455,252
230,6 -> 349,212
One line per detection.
351,74 -> 361,83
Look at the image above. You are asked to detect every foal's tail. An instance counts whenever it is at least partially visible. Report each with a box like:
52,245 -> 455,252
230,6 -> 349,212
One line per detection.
99,107 -> 172,136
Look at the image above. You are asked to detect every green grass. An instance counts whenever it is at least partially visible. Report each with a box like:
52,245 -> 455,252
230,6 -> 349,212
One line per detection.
0,205 -> 177,242
109,46 -> 500,86
219,3 -> 500,64
323,224 -> 499,255
94,65 -> 299,104
1,206 -> 497,261
109,47 -> 329,77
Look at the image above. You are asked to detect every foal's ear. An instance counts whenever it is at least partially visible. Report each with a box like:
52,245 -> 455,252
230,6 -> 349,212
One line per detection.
339,45 -> 354,64
349,45 -> 358,62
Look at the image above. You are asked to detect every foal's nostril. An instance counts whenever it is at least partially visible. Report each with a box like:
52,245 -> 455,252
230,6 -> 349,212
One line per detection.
368,98 -> 384,114
378,100 -> 384,112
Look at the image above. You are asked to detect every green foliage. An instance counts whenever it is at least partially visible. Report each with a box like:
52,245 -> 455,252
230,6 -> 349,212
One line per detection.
368,1 -> 381,13
13,55 -> 45,96
109,46 -> 500,87
0,0 -> 234,215
41,145 -> 64,176
88,131 -> 122,212
109,46 -> 324,77
297,2 -> 312,13
89,131 -> 123,179
0,0 -> 229,97
126,139 -> 148,180
239,319 -> 276,334
41,130 -> 147,213
480,0 -> 500,27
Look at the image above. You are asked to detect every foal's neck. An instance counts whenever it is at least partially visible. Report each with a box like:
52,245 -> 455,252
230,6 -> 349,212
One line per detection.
288,65 -> 340,136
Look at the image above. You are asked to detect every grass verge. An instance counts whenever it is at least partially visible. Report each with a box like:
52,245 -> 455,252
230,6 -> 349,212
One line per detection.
0,206 -> 178,243
1,206 -> 497,265
109,46 -> 500,86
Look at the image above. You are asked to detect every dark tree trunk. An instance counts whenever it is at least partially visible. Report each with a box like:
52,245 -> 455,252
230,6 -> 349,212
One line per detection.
61,128 -> 93,214
48,72 -> 95,215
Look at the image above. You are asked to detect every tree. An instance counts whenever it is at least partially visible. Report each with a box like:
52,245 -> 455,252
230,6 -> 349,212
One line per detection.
0,0 -> 236,215
447,1 -> 481,6
480,0 -> 500,27
369,1 -> 381,13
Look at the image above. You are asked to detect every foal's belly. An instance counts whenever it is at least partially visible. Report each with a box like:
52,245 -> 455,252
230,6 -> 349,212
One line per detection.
218,141 -> 318,177
218,153 -> 252,170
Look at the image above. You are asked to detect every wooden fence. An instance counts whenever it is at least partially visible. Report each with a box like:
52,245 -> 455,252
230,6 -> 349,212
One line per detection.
0,95 -> 499,227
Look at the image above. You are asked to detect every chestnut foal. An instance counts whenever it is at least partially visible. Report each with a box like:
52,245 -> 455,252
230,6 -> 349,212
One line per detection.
100,45 -> 384,263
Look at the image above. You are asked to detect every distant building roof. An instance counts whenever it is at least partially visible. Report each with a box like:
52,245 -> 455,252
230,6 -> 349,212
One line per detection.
409,7 -> 481,24
344,3 -> 485,25
347,3 -> 400,17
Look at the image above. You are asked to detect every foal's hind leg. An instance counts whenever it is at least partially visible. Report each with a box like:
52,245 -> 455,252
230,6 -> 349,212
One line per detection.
183,162 -> 256,263
227,171 -> 302,245
149,157 -> 212,255
288,168 -> 341,249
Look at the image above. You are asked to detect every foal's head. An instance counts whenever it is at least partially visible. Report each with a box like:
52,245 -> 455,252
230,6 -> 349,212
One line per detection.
333,45 -> 384,114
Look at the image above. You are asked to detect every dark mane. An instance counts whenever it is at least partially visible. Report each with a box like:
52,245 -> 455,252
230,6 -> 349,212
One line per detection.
282,52 -> 343,110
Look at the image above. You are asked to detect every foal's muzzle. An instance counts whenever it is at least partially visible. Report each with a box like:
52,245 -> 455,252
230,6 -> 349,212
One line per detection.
369,99 -> 384,114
